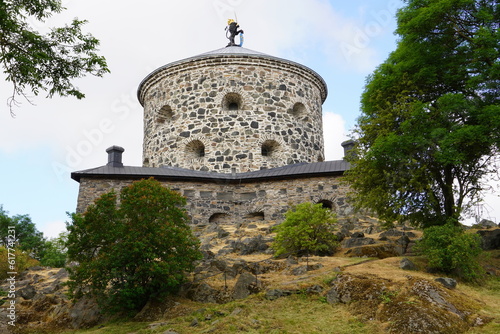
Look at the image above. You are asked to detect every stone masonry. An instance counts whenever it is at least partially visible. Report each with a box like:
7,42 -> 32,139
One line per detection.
75,172 -> 352,227
72,46 -> 353,228
138,47 -> 327,173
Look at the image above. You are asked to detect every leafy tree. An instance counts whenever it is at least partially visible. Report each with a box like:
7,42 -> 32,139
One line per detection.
39,232 -> 67,267
66,178 -> 202,313
272,202 -> 339,266
346,0 -> 500,227
416,223 -> 484,282
0,205 -> 45,258
0,0 -> 109,114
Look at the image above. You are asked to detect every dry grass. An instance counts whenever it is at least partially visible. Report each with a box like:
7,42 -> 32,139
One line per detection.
57,250 -> 499,334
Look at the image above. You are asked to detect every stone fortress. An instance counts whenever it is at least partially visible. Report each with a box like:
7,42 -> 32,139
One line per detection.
72,44 -> 355,228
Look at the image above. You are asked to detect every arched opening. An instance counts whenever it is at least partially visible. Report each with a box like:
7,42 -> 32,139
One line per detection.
290,102 -> 306,117
222,93 -> 242,111
209,213 -> 231,224
317,200 -> 333,210
185,140 -> 205,159
157,105 -> 173,123
244,212 -> 265,221
261,140 -> 280,157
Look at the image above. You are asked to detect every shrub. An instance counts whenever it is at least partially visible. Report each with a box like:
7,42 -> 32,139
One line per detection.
0,247 -> 39,280
39,233 -> 67,268
416,223 -> 484,282
272,202 -> 339,262
66,178 -> 202,313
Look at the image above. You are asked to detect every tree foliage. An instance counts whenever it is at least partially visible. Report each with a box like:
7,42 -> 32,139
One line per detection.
272,202 -> 339,259
0,205 -> 45,258
39,232 -> 67,267
0,246 -> 39,280
416,223 -> 484,282
66,178 -> 202,313
346,0 -> 500,227
0,0 -> 109,114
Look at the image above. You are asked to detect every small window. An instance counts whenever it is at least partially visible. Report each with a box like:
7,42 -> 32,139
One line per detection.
209,213 -> 231,224
157,105 -> 173,123
222,93 -> 242,111
244,212 -> 265,221
290,102 -> 306,117
261,140 -> 280,157
185,140 -> 205,158
317,200 -> 333,210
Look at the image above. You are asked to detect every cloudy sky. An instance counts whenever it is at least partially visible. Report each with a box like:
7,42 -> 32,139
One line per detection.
1,0 -> 497,238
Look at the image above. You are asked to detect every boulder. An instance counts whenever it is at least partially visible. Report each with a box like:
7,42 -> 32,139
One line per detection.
435,277 -> 457,289
233,272 -> 261,300
477,219 -> 497,229
341,237 -> 376,248
217,228 -> 230,238
400,258 -> 417,271
68,296 -> 102,329
306,284 -> 323,294
19,284 -> 37,300
477,229 -> 500,250
345,244 -> 400,259
230,235 -> 271,255
394,235 -> 411,255
291,263 -> 323,275
324,273 -> 487,333
183,282 -> 230,304
134,299 -> 177,321
265,289 -> 293,300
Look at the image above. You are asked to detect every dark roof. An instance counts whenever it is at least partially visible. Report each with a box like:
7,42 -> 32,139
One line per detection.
71,160 -> 350,183
137,46 -> 328,105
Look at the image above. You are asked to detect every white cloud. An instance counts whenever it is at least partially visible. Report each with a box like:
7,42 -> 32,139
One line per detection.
40,220 -> 67,239
322,111 -> 348,161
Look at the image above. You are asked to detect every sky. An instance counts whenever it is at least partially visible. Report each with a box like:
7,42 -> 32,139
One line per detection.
0,0 -> 498,239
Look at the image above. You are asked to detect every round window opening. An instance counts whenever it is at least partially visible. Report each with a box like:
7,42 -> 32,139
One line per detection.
185,140 -> 205,158
290,102 -> 306,117
223,93 -> 242,111
261,140 -> 280,157
157,105 -> 174,123
317,200 -> 333,210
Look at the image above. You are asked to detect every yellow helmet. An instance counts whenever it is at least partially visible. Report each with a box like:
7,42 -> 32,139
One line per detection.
227,19 -> 235,25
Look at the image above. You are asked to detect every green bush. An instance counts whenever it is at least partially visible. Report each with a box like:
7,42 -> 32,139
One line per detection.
272,202 -> 339,260
39,233 -> 67,268
66,178 -> 202,313
416,223 -> 484,282
0,247 -> 39,280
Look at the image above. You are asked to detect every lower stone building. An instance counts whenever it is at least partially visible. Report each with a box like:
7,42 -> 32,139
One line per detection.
72,143 -> 354,227
71,44 -> 356,229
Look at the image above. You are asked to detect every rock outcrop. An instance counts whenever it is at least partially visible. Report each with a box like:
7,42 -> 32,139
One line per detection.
0,267 -> 102,333
325,273 -> 489,334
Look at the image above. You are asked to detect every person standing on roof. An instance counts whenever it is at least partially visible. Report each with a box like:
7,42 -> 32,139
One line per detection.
226,19 -> 244,47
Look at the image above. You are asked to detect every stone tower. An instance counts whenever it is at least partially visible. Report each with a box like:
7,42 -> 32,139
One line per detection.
137,46 -> 328,173
73,44 -> 352,228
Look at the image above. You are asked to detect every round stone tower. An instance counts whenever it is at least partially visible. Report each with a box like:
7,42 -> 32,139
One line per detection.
137,46 -> 328,173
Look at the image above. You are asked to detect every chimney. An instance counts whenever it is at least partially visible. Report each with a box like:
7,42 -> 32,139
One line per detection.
341,140 -> 356,160
106,146 -> 125,167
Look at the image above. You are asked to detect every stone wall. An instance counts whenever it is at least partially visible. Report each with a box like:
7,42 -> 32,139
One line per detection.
139,56 -> 326,173
76,175 -> 352,227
